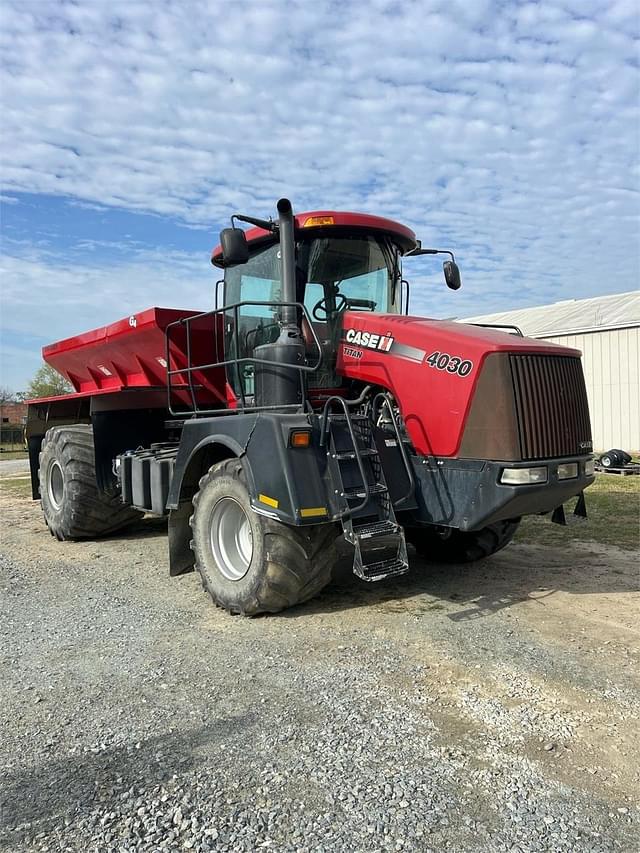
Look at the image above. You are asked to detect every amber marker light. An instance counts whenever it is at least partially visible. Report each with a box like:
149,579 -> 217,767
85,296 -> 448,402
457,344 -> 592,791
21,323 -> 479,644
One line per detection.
303,216 -> 335,227
289,429 -> 312,448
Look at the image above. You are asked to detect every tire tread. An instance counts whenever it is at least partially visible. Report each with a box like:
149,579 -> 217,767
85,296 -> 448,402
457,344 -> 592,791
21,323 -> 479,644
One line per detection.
39,425 -> 141,540
191,458 -> 338,615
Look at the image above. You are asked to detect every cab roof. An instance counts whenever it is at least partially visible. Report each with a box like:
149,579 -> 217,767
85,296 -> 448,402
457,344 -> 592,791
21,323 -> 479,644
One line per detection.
211,210 -> 417,267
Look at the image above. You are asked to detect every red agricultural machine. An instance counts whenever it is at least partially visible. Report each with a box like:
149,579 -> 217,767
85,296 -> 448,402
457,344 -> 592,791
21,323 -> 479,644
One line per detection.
26,199 -> 595,614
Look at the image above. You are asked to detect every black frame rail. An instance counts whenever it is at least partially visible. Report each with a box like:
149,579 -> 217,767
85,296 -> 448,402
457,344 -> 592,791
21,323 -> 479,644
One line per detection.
164,300 -> 323,417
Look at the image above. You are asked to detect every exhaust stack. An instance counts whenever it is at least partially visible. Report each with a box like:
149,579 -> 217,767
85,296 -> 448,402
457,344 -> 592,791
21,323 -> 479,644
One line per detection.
277,198 -> 297,327
253,198 -> 306,408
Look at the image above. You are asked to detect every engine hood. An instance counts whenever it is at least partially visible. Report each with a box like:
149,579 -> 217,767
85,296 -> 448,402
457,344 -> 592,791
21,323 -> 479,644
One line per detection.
341,313 -> 580,359
336,312 -> 584,458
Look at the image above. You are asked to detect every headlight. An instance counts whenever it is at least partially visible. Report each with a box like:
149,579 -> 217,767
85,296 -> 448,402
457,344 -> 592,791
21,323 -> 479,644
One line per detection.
557,463 -> 578,480
584,459 -> 595,477
501,466 -> 547,485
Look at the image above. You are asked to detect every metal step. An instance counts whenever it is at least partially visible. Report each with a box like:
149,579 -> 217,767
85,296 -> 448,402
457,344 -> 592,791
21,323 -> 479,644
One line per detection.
327,413 -> 369,422
355,557 -> 409,582
352,519 -> 399,538
335,448 -> 378,460
344,483 -> 388,500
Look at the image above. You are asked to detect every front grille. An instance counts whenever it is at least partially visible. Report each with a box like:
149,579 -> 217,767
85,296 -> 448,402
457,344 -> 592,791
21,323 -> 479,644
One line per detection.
510,355 -> 592,460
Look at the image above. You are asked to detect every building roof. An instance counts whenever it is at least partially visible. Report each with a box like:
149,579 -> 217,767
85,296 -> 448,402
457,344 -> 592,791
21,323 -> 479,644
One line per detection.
459,290 -> 640,338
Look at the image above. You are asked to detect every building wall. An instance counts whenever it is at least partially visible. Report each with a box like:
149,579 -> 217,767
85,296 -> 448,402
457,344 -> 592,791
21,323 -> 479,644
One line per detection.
0,401 -> 27,426
541,327 -> 640,452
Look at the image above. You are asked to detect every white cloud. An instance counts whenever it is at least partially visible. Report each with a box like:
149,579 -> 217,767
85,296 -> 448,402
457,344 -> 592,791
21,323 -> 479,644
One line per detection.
0,0 -> 638,388
0,239 -> 217,389
1,244 -> 211,338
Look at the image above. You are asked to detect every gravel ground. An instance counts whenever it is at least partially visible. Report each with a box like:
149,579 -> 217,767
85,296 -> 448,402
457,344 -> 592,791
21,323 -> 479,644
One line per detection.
0,489 -> 638,853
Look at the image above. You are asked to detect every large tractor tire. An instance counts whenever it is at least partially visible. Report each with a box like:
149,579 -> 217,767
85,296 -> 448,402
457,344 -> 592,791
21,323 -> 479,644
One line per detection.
190,458 -> 339,615
405,519 -> 520,564
39,425 -> 141,540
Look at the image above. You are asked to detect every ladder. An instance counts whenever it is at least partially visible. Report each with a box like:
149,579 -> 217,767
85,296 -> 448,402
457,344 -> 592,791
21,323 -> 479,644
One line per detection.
321,401 -> 410,582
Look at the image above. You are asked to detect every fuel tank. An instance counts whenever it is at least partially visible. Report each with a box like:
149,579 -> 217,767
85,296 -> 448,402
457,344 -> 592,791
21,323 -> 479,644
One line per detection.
336,312 -> 592,460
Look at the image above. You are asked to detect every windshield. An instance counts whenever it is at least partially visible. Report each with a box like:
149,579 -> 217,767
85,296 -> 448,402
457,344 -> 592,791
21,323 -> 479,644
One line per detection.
299,235 -> 400,315
224,234 -> 401,313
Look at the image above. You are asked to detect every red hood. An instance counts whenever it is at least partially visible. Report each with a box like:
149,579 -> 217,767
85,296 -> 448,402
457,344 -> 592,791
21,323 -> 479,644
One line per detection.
352,314 -> 580,357
336,312 -> 581,457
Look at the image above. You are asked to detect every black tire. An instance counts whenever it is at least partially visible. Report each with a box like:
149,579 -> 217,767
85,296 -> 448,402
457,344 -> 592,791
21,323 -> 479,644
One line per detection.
39,425 -> 141,540
601,449 -> 631,468
190,458 -> 339,615
405,518 -> 520,564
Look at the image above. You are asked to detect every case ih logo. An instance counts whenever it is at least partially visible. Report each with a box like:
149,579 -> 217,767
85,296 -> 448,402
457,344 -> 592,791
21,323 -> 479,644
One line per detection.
345,329 -> 394,351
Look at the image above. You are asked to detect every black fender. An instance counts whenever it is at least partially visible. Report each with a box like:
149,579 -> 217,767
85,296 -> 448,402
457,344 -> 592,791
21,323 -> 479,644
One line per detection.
166,412 -> 332,576
167,420 -> 260,510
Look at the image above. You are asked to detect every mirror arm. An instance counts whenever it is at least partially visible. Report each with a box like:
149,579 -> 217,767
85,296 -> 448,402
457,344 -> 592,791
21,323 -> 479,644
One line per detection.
232,214 -> 277,233
406,247 -> 456,262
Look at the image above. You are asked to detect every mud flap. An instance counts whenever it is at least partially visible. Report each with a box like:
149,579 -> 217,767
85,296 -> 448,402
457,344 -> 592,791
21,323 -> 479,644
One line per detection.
168,501 -> 195,576
551,492 -> 587,526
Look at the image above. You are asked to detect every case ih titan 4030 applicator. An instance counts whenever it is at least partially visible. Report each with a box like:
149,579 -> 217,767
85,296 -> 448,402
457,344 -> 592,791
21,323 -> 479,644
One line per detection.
26,199 -> 595,615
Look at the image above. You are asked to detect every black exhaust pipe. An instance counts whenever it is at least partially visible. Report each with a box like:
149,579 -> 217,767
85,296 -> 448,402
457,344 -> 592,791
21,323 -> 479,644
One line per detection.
276,197 -> 297,326
253,198 -> 306,408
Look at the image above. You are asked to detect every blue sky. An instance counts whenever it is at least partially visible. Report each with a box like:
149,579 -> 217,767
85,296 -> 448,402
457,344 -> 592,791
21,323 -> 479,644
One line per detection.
1,0 -> 638,391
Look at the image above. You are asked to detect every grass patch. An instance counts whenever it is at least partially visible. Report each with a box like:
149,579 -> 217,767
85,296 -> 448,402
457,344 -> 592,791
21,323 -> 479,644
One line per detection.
0,450 -> 28,460
0,476 -> 32,498
516,473 -> 640,551
0,467 -> 637,550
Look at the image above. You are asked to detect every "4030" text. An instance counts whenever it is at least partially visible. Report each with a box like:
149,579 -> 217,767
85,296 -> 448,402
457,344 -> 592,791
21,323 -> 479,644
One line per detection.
425,351 -> 473,377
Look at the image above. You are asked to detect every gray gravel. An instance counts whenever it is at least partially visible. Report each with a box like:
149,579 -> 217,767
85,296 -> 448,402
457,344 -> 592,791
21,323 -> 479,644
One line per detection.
0,459 -> 29,476
0,494 -> 638,853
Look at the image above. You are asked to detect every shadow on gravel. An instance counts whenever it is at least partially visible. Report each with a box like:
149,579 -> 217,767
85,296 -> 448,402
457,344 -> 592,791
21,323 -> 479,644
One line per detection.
0,715 -> 254,837
285,543 -> 639,622
106,515 -> 169,541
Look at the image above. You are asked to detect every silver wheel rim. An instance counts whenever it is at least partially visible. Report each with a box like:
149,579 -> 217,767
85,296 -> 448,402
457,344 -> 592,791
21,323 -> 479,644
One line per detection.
48,460 -> 64,510
209,497 -> 253,581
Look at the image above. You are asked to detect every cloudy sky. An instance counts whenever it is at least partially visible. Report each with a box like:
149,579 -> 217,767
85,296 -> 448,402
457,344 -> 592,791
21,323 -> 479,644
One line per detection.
1,0 -> 638,391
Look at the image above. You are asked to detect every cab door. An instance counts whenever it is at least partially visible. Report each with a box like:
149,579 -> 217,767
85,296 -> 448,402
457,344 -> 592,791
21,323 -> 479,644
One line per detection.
223,242 -> 282,403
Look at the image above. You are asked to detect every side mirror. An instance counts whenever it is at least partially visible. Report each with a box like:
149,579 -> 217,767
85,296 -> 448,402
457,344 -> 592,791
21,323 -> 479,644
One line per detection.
443,260 -> 461,290
219,227 -> 249,266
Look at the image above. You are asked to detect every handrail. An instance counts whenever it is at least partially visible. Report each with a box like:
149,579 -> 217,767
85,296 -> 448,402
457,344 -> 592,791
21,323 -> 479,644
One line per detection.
319,396 -> 370,516
164,300 -> 324,416
371,392 -> 416,507
401,279 -> 410,315
214,279 -> 224,310
466,322 -> 524,337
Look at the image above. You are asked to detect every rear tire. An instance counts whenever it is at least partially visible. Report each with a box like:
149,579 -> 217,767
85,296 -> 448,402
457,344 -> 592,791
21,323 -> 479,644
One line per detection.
405,519 -> 520,564
190,458 -> 339,615
39,425 -> 141,540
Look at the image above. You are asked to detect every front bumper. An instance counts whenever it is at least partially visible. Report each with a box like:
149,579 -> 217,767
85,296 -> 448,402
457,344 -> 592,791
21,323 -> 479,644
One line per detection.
403,455 -> 595,532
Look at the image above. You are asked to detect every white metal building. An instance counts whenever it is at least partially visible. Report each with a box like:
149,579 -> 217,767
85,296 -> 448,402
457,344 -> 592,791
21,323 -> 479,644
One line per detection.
460,290 -> 640,452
